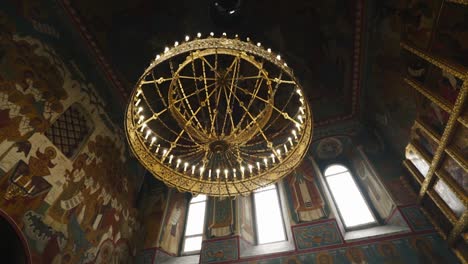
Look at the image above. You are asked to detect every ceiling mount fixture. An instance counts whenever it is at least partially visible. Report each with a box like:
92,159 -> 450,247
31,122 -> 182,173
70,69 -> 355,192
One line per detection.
125,33 -> 313,196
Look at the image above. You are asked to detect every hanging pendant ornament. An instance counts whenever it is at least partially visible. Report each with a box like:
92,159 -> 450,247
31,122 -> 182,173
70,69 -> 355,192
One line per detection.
125,33 -> 313,196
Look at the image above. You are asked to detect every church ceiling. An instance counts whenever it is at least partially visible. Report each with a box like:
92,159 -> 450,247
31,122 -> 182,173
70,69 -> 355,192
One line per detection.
60,0 -> 365,125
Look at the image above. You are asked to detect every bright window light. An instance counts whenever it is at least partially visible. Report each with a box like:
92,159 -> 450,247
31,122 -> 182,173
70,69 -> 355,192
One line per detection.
254,184 -> 286,244
183,194 -> 206,253
324,165 -> 376,228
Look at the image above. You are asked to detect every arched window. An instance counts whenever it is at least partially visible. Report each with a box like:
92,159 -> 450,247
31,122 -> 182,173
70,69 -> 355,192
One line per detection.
324,164 -> 376,228
182,194 -> 207,253
253,184 -> 286,244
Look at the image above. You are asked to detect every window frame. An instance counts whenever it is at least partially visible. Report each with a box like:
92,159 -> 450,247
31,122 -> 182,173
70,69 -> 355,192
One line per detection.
322,163 -> 378,231
252,183 -> 288,245
180,194 -> 207,255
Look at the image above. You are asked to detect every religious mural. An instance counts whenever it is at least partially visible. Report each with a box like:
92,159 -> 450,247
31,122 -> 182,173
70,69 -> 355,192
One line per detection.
352,148 -> 395,220
209,197 -> 235,237
284,161 -> 325,223
0,2 -> 140,263
158,191 -> 188,255
400,206 -> 434,232
237,233 -> 458,264
200,237 -> 239,263
138,175 -> 168,249
292,220 -> 343,250
430,3 -> 468,68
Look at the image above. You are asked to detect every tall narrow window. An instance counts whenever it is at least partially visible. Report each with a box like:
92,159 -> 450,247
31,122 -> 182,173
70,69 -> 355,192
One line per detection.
324,164 -> 376,228
253,184 -> 286,244
182,194 -> 207,253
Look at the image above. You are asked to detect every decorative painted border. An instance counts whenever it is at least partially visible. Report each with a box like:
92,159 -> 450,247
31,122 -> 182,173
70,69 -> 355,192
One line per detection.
200,236 -> 240,264
57,0 -> 129,102
291,219 -> 344,251
316,0 -> 365,127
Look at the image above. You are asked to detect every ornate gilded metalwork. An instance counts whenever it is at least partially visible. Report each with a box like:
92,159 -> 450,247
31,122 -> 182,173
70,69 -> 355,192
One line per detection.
448,211 -> 468,245
125,34 -> 313,196
417,79 -> 467,202
400,42 -> 466,79
446,0 -> 468,5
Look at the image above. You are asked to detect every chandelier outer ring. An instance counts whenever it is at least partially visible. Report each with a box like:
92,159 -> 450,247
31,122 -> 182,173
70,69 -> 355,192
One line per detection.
125,36 -> 314,197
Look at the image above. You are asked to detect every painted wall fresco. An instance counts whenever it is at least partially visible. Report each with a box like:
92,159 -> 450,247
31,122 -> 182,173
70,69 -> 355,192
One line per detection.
0,2 -> 140,263
209,197 -> 235,237
201,237 -> 239,263
137,174 -> 169,249
284,161 -> 325,224
351,148 -> 395,220
158,190 -> 188,255
400,206 -> 434,232
292,220 -> 343,251
430,2 -> 468,68
238,233 -> 458,264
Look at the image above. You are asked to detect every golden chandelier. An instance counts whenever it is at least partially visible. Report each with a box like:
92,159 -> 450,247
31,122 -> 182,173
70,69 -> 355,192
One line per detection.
125,33 -> 313,196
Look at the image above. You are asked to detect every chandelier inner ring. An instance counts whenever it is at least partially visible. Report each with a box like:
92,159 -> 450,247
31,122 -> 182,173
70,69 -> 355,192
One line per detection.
167,48 -> 274,146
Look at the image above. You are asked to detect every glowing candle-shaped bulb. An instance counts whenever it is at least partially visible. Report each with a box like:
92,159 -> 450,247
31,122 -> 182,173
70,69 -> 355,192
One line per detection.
192,165 -> 196,175
292,129 -> 297,140
163,149 -> 167,157
248,164 -> 253,174
296,89 -> 302,96
284,144 -> 288,153
174,41 -> 179,47
222,32 -> 226,36
197,32 -> 201,38
296,122 -> 301,131
135,98 -> 141,106
298,115 -> 303,123
224,169 -> 228,179
200,166 -> 205,177
267,48 -> 271,53
233,168 -> 237,178
271,153 -> 276,163
138,115 -> 144,124
208,169 -> 212,179
176,159 -> 181,168
210,32 -> 214,36
156,55 -> 160,60
184,162 -> 188,172
257,42 -> 261,47
145,130 -> 151,139
169,155 -> 173,164
140,123 -> 147,132
288,137 -> 293,147
136,89 -> 142,96
155,144 -> 160,154
276,54 -> 281,60
137,107 -> 143,114
164,47 -> 169,53
299,106 -> 305,114
263,158 -> 268,168
185,35 -> 190,41
277,149 -> 282,157
256,161 -> 260,171
216,169 -> 220,179
150,136 -> 156,146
